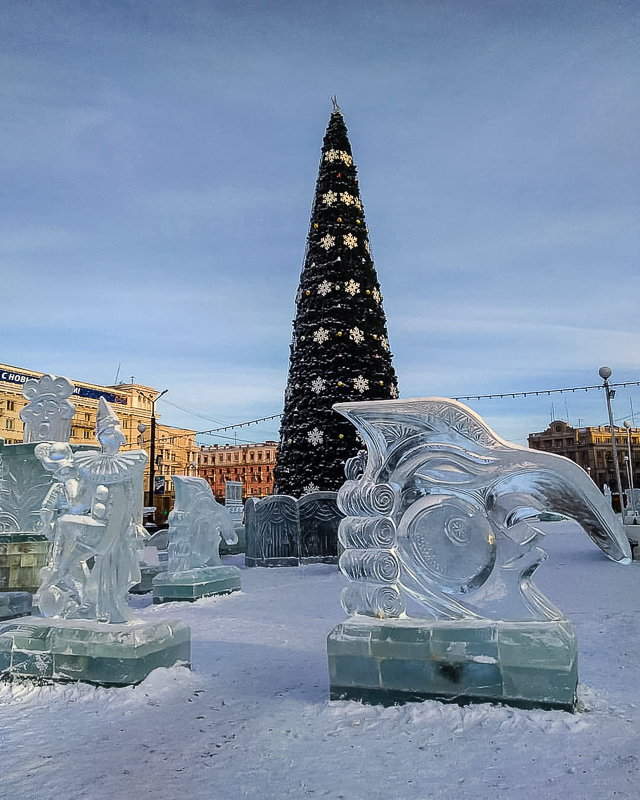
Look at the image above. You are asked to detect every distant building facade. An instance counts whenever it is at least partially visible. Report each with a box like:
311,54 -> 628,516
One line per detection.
0,362 -> 197,518
198,441 -> 278,502
528,419 -> 640,498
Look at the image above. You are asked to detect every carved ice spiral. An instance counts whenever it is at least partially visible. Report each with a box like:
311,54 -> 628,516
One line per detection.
341,582 -> 406,618
339,548 -> 400,583
338,480 -> 398,517
338,516 -> 397,550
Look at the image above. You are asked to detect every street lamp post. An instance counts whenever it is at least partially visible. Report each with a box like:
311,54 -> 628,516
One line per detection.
624,420 -> 637,520
599,367 -> 624,513
139,389 -> 168,510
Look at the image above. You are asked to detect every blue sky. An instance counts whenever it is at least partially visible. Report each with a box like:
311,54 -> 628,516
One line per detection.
2,0 -> 639,447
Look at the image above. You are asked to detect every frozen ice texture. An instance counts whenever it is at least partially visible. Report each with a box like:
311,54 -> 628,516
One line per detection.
20,374 -> 75,443
165,476 -> 237,572
34,397 -> 147,623
334,397 -> 631,622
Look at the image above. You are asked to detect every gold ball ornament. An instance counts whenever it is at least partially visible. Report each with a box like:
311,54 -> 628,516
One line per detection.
337,331 -> 342,337
366,289 -> 371,294
338,434 -> 344,439
313,223 -> 318,229
337,217 -> 342,222
305,290 -> 310,296
338,381 -> 343,386
379,381 -> 384,386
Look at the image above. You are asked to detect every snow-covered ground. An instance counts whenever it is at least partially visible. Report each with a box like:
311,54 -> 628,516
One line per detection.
1,521 -> 638,800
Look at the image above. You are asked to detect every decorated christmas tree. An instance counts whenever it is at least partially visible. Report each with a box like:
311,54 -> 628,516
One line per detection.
274,100 -> 399,497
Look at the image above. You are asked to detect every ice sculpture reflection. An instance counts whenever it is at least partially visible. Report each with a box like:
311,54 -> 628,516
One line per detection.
334,397 -> 631,622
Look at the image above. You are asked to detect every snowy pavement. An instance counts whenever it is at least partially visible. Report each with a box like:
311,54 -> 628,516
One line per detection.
1,521 -> 638,800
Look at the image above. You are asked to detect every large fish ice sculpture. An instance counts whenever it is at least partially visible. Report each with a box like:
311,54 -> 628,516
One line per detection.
334,398 -> 631,622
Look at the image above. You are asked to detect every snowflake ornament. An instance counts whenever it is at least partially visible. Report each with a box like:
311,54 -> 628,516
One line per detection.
353,375 -> 369,394
345,279 -> 360,296
380,336 -> 390,351
389,385 -> 399,399
349,327 -> 365,344
322,190 -> 337,206
303,482 -> 320,494
320,234 -> 335,250
343,233 -> 358,249
371,287 -> 381,304
364,240 -> 371,255
340,192 -> 354,206
311,377 -> 326,394
317,280 -> 332,296
307,427 -> 324,446
340,152 -> 353,166
324,149 -> 339,162
313,327 -> 330,344
354,198 -> 362,210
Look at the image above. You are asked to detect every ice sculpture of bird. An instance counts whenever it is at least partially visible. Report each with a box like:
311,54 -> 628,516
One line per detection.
334,397 -> 631,622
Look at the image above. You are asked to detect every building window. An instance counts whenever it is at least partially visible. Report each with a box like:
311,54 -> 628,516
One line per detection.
5,419 -> 13,430
6,400 -> 15,412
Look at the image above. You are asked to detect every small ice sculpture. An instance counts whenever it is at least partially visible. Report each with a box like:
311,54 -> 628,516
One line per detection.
166,476 -> 238,571
327,397 -> 631,710
152,476 -> 241,602
20,374 -> 75,443
34,398 -> 147,623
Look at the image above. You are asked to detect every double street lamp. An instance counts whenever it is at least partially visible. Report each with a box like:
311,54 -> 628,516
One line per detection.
599,367 -> 624,513
138,388 -> 168,510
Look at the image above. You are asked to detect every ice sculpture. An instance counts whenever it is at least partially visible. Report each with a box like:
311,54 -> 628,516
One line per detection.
244,492 -> 341,567
152,476 -> 241,603
0,397 -> 190,684
327,397 -> 631,710
20,374 -> 75,443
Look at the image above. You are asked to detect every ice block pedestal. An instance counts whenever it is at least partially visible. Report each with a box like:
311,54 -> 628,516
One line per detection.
152,564 -> 241,604
0,618 -> 191,685
328,617 -> 578,711
0,592 -> 32,620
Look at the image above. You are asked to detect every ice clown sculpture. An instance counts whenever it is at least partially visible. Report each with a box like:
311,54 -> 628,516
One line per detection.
33,398 -> 147,623
0,397 -> 190,684
152,476 -> 241,603
327,397 -> 631,710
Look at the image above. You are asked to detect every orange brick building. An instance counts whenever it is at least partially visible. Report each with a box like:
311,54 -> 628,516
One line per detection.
198,441 -> 278,503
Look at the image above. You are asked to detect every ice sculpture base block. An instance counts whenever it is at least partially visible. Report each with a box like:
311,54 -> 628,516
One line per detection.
327,617 -> 578,711
152,565 -> 241,604
0,592 -> 32,620
0,618 -> 191,685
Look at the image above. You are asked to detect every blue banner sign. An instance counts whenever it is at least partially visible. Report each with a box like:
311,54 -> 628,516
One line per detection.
1,369 -> 128,406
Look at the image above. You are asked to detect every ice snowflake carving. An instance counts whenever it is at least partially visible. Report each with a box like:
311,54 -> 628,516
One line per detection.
311,377 -> 326,394
340,192 -> 355,206
313,327 -> 330,344
345,279 -> 360,296
371,287 -> 381,304
343,233 -> 358,250
349,327 -> 365,344
320,234 -> 335,250
317,280 -> 332,296
303,482 -> 320,494
322,190 -> 337,206
307,427 -> 324,446
353,375 -> 369,394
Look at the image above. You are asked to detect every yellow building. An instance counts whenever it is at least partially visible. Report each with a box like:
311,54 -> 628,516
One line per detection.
0,363 -> 197,520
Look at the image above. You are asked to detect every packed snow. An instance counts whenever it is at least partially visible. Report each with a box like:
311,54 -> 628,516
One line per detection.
1,521 -> 638,799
